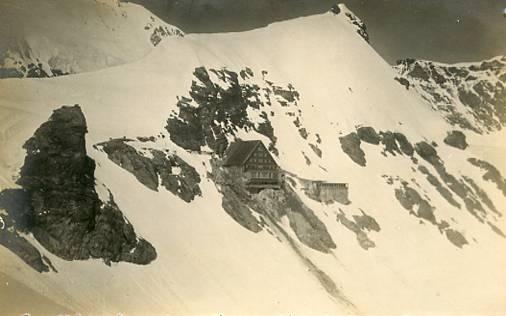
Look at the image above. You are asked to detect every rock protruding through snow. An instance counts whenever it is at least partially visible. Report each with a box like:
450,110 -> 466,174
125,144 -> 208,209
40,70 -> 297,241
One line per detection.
444,130 -> 468,150
0,105 -> 157,271
96,138 -> 201,203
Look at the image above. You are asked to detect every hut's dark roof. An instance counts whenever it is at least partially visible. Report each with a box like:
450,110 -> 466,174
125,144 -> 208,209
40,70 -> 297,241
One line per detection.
223,140 -> 263,166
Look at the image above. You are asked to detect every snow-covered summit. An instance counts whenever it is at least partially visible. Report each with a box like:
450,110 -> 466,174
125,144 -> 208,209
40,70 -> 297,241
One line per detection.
0,0 -> 183,78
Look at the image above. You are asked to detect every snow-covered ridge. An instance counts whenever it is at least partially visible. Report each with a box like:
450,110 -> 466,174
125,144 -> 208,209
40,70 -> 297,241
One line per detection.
0,0 -> 183,78
330,3 -> 369,42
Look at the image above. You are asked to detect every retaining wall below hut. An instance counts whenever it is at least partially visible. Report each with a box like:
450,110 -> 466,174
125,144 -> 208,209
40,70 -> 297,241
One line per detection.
301,180 -> 350,204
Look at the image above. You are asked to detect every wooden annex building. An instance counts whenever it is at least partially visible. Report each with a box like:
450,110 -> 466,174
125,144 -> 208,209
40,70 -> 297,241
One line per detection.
223,140 -> 282,191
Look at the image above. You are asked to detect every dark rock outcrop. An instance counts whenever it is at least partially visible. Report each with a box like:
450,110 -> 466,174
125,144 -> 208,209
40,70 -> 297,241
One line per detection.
96,138 -> 201,203
210,159 -> 336,253
444,229 -> 468,248
393,180 -> 468,248
0,105 -> 157,270
395,181 -> 437,225
468,158 -> 506,197
356,126 -> 381,145
415,141 -> 502,224
336,209 -> 380,250
344,12 -> 369,42
444,131 -> 468,150
166,67 -> 290,156
330,4 -> 341,15
379,131 -> 401,156
347,127 -> 413,162
393,132 -> 415,156
394,77 -> 410,90
418,165 -> 461,209
339,132 -> 366,166
395,57 -> 506,133
414,141 -> 440,164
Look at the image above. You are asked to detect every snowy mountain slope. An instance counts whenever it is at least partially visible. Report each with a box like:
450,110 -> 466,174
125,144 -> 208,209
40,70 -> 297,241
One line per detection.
0,3 -> 505,316
0,0 -> 183,78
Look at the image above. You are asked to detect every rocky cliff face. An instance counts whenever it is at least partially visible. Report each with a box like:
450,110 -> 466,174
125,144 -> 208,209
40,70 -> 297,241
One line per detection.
394,57 -> 506,133
0,105 -> 156,270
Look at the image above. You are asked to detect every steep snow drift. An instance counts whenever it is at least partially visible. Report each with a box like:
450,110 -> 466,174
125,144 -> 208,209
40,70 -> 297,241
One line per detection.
0,3 -> 505,316
0,0 -> 183,78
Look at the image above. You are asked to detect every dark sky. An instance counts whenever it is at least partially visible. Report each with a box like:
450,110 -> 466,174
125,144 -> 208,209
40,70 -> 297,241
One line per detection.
129,0 -> 506,64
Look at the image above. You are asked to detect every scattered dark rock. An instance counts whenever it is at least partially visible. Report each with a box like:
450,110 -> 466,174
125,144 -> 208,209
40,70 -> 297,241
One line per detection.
444,130 -> 468,150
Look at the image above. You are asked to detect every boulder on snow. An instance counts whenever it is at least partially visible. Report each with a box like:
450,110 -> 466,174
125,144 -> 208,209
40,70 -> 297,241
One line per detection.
444,130 -> 468,150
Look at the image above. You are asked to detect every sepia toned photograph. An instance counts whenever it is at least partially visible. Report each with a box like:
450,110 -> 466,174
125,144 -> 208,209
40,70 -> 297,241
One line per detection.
0,0 -> 505,315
